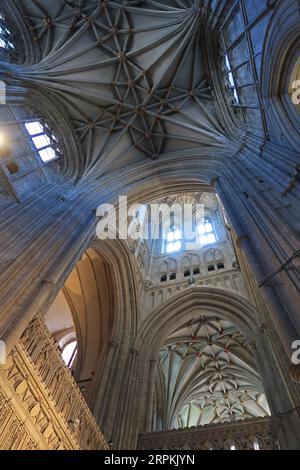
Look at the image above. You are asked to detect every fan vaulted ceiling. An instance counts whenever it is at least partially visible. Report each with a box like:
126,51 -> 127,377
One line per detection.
11,0 -> 228,178
155,316 -> 270,430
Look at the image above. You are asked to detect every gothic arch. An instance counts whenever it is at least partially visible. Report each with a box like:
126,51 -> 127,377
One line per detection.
43,246 -> 117,408
41,235 -> 141,417
0,172 -> 215,354
135,286 -> 259,358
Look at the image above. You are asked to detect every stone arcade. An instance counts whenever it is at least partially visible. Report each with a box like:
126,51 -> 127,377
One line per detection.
0,0 -> 299,451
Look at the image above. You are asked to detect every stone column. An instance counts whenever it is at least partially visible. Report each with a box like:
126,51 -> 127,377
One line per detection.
216,176 -> 300,382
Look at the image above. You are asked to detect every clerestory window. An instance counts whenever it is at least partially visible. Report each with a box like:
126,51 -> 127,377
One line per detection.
25,120 -> 60,163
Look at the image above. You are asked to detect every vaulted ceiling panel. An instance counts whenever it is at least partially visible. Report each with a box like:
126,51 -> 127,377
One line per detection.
10,0 -> 228,179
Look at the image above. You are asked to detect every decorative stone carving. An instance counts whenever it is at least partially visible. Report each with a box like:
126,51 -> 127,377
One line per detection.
0,315 -> 109,450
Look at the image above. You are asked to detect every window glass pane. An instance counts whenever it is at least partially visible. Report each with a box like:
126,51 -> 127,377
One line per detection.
198,224 -> 206,235
166,240 -> 181,253
62,341 -> 77,367
238,84 -> 257,106
245,0 -> 267,23
228,71 -> 235,88
173,241 -> 181,251
167,231 -> 174,242
223,53 -> 240,104
32,134 -> 51,149
39,147 -> 57,162
25,120 -> 59,163
198,219 -> 215,237
232,88 -> 239,104
174,229 -> 181,240
225,8 -> 244,46
25,121 -> 44,135
234,62 -> 253,87
0,19 -> 14,50
166,225 -> 181,252
229,38 -> 248,69
250,16 -> 270,56
207,234 -> 216,244
225,53 -> 231,71
255,55 -> 263,80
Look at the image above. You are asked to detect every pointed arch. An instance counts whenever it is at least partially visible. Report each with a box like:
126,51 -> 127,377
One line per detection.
135,286 -> 259,358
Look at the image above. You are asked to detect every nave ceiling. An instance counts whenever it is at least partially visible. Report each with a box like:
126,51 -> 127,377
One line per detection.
5,0 -> 228,179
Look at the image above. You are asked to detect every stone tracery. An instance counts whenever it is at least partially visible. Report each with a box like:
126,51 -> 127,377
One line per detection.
155,315 -> 270,430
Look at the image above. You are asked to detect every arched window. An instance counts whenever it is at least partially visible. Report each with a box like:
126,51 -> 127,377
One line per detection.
45,291 -> 78,371
25,120 -> 60,163
0,14 -> 15,51
253,442 -> 260,451
61,340 -> 78,369
197,217 -> 217,246
166,224 -> 182,254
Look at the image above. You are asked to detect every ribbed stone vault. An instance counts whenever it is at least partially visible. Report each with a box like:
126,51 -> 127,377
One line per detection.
6,0 -> 228,178
155,316 -> 270,430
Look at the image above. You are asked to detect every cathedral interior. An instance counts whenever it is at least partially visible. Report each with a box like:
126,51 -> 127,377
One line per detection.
0,0 -> 300,451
